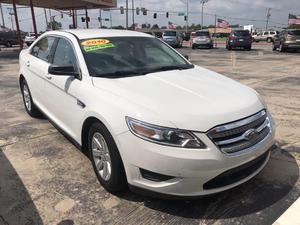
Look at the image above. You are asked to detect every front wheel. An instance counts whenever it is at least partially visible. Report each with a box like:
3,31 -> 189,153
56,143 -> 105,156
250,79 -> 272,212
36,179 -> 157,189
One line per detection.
88,122 -> 127,193
5,41 -> 12,47
21,79 -> 41,118
272,43 -> 277,51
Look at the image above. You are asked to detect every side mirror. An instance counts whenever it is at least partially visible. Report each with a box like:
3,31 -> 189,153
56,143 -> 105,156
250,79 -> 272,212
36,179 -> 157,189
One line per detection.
48,65 -> 79,77
184,55 -> 189,60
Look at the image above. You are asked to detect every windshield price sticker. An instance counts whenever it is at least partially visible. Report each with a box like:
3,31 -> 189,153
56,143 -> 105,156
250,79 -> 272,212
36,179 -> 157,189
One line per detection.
84,43 -> 115,52
81,39 -> 110,46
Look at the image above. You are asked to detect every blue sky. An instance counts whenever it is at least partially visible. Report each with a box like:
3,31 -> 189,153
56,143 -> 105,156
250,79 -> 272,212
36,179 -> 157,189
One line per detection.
1,0 -> 299,32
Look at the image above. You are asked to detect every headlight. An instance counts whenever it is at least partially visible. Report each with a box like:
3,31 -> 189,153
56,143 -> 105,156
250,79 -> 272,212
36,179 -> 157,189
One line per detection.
126,117 -> 206,149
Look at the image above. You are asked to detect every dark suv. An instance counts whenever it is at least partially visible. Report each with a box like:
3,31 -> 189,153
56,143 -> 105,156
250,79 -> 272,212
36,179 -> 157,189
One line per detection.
0,31 -> 20,47
273,29 -> 300,52
226,30 -> 252,51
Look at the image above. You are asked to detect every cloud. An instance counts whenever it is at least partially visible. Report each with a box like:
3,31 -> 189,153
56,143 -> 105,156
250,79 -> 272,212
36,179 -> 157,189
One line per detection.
1,0 -> 299,32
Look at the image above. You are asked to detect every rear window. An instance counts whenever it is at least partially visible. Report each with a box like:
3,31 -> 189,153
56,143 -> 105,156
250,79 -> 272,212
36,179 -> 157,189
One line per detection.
233,30 -> 250,37
163,31 -> 176,36
288,30 -> 300,35
195,31 -> 210,37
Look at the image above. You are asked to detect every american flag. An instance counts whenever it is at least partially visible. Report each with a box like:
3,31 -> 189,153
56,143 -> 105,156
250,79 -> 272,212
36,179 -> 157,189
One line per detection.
217,18 -> 229,28
168,21 -> 177,29
288,14 -> 300,25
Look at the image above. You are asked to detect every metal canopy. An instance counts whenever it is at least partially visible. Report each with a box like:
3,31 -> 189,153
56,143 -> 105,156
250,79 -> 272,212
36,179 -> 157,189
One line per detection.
0,0 -> 116,9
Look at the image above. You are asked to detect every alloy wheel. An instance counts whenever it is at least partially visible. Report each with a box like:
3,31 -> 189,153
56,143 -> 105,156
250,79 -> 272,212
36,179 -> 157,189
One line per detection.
91,132 -> 112,181
23,84 -> 32,111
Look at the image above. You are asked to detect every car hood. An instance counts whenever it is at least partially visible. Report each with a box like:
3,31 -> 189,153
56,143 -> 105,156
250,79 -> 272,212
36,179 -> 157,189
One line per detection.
92,66 -> 264,132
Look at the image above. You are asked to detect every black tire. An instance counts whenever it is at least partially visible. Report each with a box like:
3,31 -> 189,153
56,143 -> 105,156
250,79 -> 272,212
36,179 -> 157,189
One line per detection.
6,41 -> 12,48
227,45 -> 232,51
272,43 -> 277,51
88,122 -> 127,193
192,45 -> 196,49
267,38 -> 272,43
20,79 -> 41,118
246,46 -> 252,51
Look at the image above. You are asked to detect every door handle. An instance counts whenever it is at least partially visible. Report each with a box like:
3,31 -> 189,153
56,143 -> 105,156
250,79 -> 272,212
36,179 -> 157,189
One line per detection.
45,74 -> 52,80
26,61 -> 30,67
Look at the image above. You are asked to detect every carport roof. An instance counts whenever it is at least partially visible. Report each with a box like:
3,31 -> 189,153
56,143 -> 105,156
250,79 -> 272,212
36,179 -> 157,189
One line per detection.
0,0 -> 116,9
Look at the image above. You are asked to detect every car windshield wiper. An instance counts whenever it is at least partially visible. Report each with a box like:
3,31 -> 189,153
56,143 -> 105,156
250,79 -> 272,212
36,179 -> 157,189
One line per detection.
95,70 -> 146,78
145,64 -> 194,74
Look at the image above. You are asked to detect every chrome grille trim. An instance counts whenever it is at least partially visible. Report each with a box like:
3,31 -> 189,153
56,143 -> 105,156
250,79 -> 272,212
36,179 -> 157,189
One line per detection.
207,110 -> 272,155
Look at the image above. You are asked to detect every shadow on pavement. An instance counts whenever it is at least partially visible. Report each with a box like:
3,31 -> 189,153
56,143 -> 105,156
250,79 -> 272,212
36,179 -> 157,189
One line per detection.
0,148 -> 43,225
118,145 -> 299,224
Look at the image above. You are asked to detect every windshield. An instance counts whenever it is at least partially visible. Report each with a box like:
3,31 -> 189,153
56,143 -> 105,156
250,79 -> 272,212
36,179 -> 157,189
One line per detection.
80,37 -> 193,78
288,30 -> 300,36
195,32 -> 210,37
163,31 -> 176,36
234,30 -> 250,37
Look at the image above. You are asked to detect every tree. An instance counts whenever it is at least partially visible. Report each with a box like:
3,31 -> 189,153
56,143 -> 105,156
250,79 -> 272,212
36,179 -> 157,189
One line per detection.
47,20 -> 62,30
289,24 -> 300,29
152,24 -> 160,30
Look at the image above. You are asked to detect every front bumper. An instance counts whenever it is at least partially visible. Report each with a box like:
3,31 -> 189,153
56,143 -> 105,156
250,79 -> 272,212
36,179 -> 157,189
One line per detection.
284,41 -> 300,49
116,114 -> 275,197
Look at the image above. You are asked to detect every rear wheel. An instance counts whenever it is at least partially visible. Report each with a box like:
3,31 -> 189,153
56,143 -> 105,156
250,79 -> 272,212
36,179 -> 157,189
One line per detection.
88,122 -> 127,193
267,37 -> 272,43
272,43 -> 277,51
20,79 -> 41,118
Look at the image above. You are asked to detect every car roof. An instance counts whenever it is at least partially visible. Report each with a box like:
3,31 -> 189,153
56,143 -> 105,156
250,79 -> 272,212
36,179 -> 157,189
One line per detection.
44,29 -> 153,39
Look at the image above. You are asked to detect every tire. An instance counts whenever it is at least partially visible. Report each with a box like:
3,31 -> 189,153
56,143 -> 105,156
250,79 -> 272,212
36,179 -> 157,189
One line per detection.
20,79 -> 41,118
246,46 -> 252,51
272,43 -> 277,51
227,45 -> 232,50
267,38 -> 272,43
192,45 -> 196,49
88,122 -> 127,193
5,41 -> 12,48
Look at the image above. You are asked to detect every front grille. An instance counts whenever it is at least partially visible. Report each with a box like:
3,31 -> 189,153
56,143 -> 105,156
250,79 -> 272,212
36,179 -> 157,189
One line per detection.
203,150 -> 269,190
207,110 -> 271,154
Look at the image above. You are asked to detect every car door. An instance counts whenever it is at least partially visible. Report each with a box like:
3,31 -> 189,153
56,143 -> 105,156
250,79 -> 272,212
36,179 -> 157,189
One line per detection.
44,37 -> 84,139
25,36 -> 56,109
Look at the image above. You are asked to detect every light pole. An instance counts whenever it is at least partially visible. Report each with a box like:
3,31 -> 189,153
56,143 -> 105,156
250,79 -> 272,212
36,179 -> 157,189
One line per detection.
186,0 -> 189,32
132,0 -> 135,30
201,0 -> 209,29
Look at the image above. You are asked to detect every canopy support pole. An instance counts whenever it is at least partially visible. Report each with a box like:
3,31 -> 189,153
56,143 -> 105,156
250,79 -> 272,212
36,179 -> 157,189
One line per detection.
12,0 -> 23,49
29,0 -> 38,38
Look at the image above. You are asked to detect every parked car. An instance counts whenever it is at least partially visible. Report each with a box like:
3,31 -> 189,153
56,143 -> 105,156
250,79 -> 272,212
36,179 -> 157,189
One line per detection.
0,30 -> 20,47
162,30 -> 183,48
19,30 -> 275,198
192,31 -> 213,49
226,30 -> 252,50
252,31 -> 279,43
273,29 -> 300,52
24,32 -> 38,47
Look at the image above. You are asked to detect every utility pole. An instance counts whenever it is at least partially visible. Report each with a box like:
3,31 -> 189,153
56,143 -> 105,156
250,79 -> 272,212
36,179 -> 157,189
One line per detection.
201,0 -> 209,29
48,9 -> 52,30
126,0 -> 129,29
99,8 -> 102,28
0,3 -> 5,27
110,10 -> 112,28
85,8 -> 89,29
186,0 -> 189,32
8,9 -> 14,30
132,0 -> 135,30
266,8 -> 271,30
214,14 -> 217,48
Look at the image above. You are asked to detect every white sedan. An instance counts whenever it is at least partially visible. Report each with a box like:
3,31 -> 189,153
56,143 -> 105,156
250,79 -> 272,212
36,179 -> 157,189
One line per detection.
19,29 -> 275,198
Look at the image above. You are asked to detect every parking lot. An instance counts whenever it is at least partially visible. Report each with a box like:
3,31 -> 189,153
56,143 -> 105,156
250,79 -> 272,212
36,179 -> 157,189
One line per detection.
0,43 -> 299,225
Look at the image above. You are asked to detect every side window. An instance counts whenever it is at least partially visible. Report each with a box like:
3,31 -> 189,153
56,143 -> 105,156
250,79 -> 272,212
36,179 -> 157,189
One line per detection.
263,32 -> 269,35
31,36 -> 55,62
270,31 -> 275,35
52,38 -> 77,68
